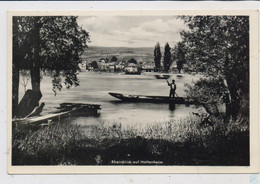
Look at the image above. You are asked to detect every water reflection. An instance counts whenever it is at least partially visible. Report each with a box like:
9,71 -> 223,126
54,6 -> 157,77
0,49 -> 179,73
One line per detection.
168,103 -> 175,111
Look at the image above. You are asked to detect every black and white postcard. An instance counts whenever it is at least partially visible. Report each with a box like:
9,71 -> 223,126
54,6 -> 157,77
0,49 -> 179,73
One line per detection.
8,10 -> 258,174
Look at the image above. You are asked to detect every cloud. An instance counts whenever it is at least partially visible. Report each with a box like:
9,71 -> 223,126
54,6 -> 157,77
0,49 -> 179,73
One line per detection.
77,16 -> 187,47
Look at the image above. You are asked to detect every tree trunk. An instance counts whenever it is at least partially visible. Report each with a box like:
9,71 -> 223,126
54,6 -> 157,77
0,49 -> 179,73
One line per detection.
224,55 -> 240,121
12,65 -> 19,118
225,77 -> 240,120
30,66 -> 40,92
16,89 -> 42,118
224,69 -> 248,124
30,17 -> 41,92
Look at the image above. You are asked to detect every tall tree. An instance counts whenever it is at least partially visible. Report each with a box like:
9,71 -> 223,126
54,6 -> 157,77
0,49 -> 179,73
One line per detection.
176,42 -> 186,73
180,16 -> 249,123
154,42 -> 161,72
12,16 -> 89,117
163,43 -> 172,72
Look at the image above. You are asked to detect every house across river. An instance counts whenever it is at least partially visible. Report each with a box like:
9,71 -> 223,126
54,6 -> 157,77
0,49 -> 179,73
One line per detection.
124,63 -> 142,74
142,64 -> 155,72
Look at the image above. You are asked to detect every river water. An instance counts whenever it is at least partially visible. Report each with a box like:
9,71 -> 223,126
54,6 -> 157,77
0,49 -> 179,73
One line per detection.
19,72 -> 204,127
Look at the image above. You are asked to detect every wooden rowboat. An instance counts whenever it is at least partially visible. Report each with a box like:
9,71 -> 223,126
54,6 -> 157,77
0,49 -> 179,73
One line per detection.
13,103 -> 101,126
154,74 -> 170,79
109,92 -> 191,104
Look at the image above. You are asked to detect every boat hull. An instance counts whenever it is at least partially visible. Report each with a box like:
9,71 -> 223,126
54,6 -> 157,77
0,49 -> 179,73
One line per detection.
125,71 -> 141,75
154,74 -> 170,79
13,103 -> 101,126
109,92 -> 188,104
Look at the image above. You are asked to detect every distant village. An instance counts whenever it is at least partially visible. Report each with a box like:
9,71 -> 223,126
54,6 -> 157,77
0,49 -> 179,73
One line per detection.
79,55 -> 196,74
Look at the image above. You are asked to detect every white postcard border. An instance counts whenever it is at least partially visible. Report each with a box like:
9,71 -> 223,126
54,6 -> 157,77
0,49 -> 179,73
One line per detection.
7,10 -> 259,174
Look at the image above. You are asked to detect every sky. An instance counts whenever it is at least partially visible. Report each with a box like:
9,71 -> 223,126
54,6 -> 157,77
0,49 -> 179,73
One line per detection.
77,16 -> 187,48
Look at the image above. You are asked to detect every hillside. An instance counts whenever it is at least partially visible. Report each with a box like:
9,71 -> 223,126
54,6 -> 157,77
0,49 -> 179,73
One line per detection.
82,46 -> 154,63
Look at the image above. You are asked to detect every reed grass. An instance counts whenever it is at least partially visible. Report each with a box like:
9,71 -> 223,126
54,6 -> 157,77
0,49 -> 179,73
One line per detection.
12,115 -> 249,165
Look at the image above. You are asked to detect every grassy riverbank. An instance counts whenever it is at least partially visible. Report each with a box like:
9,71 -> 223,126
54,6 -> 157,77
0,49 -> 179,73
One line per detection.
12,116 -> 249,166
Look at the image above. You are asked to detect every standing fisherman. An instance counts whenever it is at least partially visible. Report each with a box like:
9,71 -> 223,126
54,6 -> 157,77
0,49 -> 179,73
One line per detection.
166,79 -> 177,101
